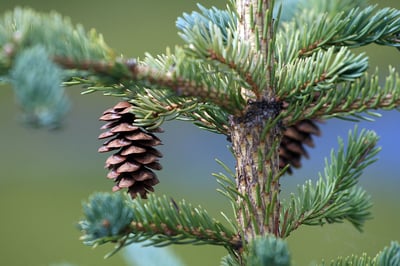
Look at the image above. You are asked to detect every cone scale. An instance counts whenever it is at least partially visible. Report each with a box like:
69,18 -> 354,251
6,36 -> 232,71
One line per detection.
279,119 -> 321,174
98,101 -> 163,199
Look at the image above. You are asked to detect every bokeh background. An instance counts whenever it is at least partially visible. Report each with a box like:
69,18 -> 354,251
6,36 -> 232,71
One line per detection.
0,0 -> 399,265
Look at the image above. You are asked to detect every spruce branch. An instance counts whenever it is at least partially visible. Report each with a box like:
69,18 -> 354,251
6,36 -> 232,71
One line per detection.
176,4 -> 236,45
76,70 -> 231,134
143,48 -> 246,113
282,67 -> 400,126
324,241 -> 400,266
129,87 -> 230,134
214,158 -> 240,211
177,4 -> 268,98
59,47 -> 244,116
280,127 -> 379,238
221,235 -> 291,266
244,236 -> 290,266
277,4 -> 400,63
1,1 -> 399,264
78,192 -> 135,246
0,7 -> 112,127
276,46 -> 368,99
9,45 -> 69,128
0,7 -> 245,128
213,158 -> 246,236
0,7 -> 113,72
78,192 -> 242,257
326,253 -> 374,266
376,241 -> 400,266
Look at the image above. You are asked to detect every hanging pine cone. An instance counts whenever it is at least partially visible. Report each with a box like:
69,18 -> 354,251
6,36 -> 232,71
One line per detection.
98,101 -> 163,199
279,119 -> 321,174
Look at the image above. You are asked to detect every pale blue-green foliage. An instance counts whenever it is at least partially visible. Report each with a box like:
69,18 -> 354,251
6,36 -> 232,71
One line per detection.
78,192 -> 135,246
78,192 -> 239,258
9,45 -> 69,128
176,3 -> 268,99
0,8 -> 114,127
277,2 -> 400,64
176,4 -> 235,45
280,127 -> 379,237
377,241 -> 400,266
327,253 -> 374,266
275,1 -> 400,123
0,8 -> 112,62
176,3 -> 252,105
325,241 -> 399,265
246,236 -> 291,266
276,46 -> 369,99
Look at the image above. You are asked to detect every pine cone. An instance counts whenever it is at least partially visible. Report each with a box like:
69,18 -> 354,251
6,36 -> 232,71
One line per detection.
279,119 -> 321,174
98,101 -> 163,199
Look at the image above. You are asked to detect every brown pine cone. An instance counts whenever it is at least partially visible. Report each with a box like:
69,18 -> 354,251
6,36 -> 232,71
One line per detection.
279,119 -> 321,174
98,101 -> 163,198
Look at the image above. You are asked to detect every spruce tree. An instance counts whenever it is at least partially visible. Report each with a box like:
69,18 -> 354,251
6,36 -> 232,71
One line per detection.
0,0 -> 399,265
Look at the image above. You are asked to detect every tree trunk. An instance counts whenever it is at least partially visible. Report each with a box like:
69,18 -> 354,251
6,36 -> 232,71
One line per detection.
231,0 -> 281,243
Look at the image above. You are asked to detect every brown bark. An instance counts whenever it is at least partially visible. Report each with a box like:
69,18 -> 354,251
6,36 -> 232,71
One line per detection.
231,0 -> 281,243
230,101 -> 281,241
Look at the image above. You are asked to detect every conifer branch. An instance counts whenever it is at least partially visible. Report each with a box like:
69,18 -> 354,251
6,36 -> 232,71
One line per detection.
129,87 -> 230,133
325,241 -> 400,266
58,50 -> 244,117
143,48 -> 245,113
282,68 -> 400,125
244,236 -> 290,266
78,192 -> 242,257
0,8 -> 113,127
214,159 -> 240,210
376,241 -> 400,266
326,253 -> 374,266
277,5 -> 400,63
68,68 -> 231,134
280,128 -> 379,238
0,8 -> 113,70
1,1 -> 400,264
8,45 -> 70,127
177,5 -> 267,98
276,46 -> 368,98
0,8 -> 244,125
58,57 -> 222,102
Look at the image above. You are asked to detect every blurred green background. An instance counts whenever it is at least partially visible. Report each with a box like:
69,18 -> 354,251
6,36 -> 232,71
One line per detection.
0,0 -> 399,265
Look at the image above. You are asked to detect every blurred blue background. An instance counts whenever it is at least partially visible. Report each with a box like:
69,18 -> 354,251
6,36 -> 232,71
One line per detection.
0,1 -> 399,265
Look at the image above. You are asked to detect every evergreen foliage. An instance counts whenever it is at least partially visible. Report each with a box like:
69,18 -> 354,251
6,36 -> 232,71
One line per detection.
79,192 -> 241,258
377,242 -> 400,266
9,45 -> 69,127
245,236 -> 290,266
280,127 -> 378,237
0,0 -> 399,265
78,192 -> 135,246
324,241 -> 400,266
